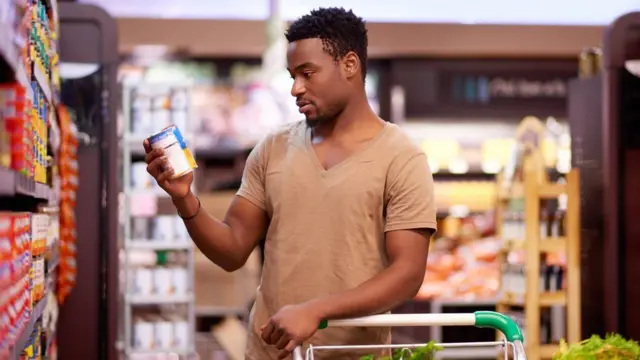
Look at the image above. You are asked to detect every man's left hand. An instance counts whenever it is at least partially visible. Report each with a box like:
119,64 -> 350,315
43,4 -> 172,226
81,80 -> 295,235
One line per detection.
260,303 -> 323,359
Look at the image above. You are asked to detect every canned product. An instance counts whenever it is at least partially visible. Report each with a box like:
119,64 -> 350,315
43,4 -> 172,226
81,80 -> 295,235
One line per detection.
147,125 -> 197,179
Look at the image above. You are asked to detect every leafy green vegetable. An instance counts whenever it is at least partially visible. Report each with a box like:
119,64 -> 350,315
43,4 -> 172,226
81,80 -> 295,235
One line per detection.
359,341 -> 443,360
552,333 -> 640,360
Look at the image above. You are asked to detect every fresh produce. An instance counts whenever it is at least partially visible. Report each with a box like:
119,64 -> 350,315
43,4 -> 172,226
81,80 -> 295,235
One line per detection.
359,341 -> 442,360
552,334 -> 640,359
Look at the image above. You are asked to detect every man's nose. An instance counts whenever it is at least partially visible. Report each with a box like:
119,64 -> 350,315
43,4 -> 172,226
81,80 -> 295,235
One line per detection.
291,79 -> 305,97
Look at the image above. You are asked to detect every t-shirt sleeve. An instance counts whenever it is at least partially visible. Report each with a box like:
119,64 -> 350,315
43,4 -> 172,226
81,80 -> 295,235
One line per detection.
236,139 -> 268,211
384,153 -> 437,233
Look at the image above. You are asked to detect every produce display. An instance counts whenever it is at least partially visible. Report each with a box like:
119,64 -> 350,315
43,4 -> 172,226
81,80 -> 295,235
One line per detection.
418,213 -> 501,301
553,334 -> 640,359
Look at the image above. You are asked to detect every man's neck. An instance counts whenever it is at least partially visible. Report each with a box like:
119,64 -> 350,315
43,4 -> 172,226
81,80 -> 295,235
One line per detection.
313,94 -> 381,141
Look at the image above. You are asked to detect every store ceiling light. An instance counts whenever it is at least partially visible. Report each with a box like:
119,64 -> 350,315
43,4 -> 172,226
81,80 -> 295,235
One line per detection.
428,158 -> 440,174
625,60 -> 640,77
131,45 -> 176,66
59,62 -> 100,80
448,158 -> 469,174
481,159 -> 502,174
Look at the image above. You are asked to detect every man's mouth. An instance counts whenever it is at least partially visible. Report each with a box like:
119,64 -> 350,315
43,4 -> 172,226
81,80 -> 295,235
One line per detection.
296,101 -> 313,114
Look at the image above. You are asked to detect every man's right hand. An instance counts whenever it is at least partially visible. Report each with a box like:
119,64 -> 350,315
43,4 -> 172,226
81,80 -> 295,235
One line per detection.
143,139 -> 193,200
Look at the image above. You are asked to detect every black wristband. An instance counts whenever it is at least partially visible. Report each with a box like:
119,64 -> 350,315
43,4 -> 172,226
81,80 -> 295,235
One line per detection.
177,196 -> 201,220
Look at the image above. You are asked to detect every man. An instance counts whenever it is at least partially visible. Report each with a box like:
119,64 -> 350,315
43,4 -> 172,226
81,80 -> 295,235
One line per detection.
143,7 -> 436,359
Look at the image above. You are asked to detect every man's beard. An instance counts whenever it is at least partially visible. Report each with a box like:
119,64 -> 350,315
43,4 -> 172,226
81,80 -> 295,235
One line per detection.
305,116 -> 319,128
305,113 -> 334,129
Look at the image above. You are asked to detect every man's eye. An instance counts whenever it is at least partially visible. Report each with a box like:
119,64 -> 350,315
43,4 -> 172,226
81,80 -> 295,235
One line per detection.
303,72 -> 313,79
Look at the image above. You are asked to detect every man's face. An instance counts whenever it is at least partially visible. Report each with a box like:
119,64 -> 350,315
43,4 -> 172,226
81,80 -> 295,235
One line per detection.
286,38 -> 350,127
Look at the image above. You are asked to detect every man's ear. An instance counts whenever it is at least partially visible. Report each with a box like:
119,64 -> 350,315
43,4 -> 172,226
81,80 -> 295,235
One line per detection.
342,51 -> 360,79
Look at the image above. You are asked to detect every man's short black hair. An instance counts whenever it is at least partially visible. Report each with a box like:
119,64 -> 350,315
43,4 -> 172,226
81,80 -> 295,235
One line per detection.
285,7 -> 368,79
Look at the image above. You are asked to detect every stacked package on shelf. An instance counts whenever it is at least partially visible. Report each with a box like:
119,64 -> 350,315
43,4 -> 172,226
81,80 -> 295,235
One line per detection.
0,83 -> 34,176
0,213 -> 32,358
48,0 -> 61,103
55,105 -> 78,304
19,320 -> 43,360
0,211 -> 53,357
31,0 -> 53,185
31,81 -> 48,184
30,213 -> 48,304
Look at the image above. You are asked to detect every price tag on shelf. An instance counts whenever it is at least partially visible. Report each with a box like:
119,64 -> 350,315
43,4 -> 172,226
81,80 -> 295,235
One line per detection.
129,193 -> 158,217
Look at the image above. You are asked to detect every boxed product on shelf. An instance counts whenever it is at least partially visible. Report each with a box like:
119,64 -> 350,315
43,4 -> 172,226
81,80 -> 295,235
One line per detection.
0,110 -> 9,168
150,314 -> 174,349
19,320 -> 43,360
29,213 -> 47,257
130,215 -> 190,243
30,81 -> 48,185
130,264 -> 190,297
132,314 -> 190,351
2,274 -> 31,354
165,314 -> 189,349
30,254 -> 44,303
0,212 -> 32,288
500,250 -> 567,298
131,162 -> 153,190
129,87 -> 190,138
133,316 -> 154,350
0,82 -> 33,176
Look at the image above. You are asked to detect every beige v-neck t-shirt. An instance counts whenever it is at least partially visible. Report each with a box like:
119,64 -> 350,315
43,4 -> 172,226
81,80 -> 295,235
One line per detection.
237,120 -> 437,359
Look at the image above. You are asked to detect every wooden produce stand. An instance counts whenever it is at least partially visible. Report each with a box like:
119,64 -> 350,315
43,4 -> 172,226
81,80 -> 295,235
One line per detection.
494,118 -> 581,359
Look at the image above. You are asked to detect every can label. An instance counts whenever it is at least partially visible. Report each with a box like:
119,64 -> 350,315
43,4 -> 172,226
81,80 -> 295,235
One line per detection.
147,125 -> 197,178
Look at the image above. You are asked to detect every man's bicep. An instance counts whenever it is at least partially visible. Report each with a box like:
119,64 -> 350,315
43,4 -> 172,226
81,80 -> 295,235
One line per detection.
229,138 -> 270,254
385,229 -> 432,262
237,143 -> 267,210
384,153 -> 437,234
224,195 -> 269,254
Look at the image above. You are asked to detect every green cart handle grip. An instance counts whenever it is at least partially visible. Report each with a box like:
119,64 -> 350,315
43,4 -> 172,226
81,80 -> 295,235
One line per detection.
317,311 -> 524,344
474,311 -> 524,343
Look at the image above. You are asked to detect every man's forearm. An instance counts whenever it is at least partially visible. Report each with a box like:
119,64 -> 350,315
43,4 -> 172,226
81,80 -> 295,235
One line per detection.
305,262 -> 424,321
173,192 -> 245,271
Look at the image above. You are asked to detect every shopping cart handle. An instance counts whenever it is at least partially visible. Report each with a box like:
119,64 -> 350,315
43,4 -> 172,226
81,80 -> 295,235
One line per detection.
474,311 -> 524,342
317,311 -> 524,343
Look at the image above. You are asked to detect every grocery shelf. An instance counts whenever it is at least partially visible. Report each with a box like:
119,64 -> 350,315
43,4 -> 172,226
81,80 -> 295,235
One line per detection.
121,84 -> 197,357
127,294 -> 194,305
126,240 -> 192,250
10,299 -> 47,358
500,238 -> 567,253
195,306 -> 247,317
0,166 -> 51,201
127,348 -> 193,356
499,291 -> 567,307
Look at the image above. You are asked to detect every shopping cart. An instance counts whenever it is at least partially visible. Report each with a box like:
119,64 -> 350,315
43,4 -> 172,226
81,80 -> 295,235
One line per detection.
292,311 -> 526,360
